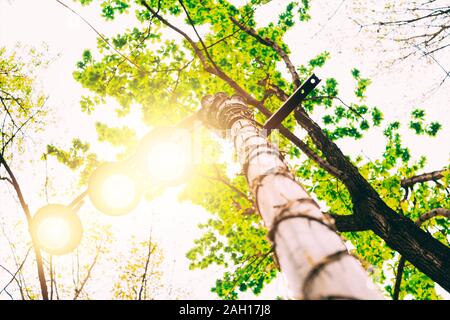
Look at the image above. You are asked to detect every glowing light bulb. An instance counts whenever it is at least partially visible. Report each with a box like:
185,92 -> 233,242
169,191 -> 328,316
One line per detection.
137,128 -> 193,186
36,216 -> 71,251
31,204 -> 83,255
100,174 -> 137,210
88,163 -> 142,216
146,141 -> 190,184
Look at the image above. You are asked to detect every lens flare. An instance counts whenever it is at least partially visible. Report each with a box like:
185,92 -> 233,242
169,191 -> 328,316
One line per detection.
36,216 -> 71,251
31,204 -> 83,255
137,128 -> 193,186
146,141 -> 190,184
100,174 -> 137,210
88,163 -> 142,216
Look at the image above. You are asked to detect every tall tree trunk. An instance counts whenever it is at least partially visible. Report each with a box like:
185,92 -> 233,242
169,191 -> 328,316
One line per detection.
0,153 -> 49,300
200,93 -> 382,300
294,108 -> 450,291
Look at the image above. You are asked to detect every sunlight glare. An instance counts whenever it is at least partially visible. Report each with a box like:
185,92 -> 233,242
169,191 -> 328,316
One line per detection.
88,163 -> 142,216
145,141 -> 190,184
36,216 -> 71,251
31,204 -> 83,255
101,174 -> 138,210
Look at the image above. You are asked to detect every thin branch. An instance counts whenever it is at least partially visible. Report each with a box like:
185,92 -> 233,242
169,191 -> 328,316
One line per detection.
73,248 -> 101,300
0,224 -> 27,299
229,16 -> 301,88
140,1 -> 209,72
401,169 -> 447,188
0,265 -> 16,299
226,251 -> 271,299
56,0 -> 151,75
392,257 -> 406,300
138,227 -> 155,300
0,96 -> 19,129
264,82 -> 290,101
1,98 -> 46,154
415,208 -> 450,226
304,95 -> 364,119
311,0 -> 346,39
198,165 -> 250,201
0,246 -> 32,297
178,0 -> 222,76
0,89 -> 28,115
170,57 -> 194,97
103,0 -> 161,86
49,256 -> 54,300
413,44 -> 450,86
377,8 -> 450,27
357,4 -> 450,57
0,176 -> 13,185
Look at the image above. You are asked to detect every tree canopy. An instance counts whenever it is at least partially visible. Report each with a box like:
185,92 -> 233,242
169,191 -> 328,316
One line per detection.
59,0 -> 449,299
0,0 -> 449,300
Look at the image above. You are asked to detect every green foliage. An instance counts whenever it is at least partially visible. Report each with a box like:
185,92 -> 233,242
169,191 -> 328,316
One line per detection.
371,107 -> 383,126
0,46 -> 48,155
308,51 -> 330,68
102,0 -> 130,20
112,236 -> 165,299
409,108 -> 442,136
1,44 -> 180,301
45,138 -> 90,169
278,2 -> 296,30
297,0 -> 311,21
180,164 -> 276,298
95,122 -> 137,152
44,138 -> 99,185
351,68 -> 371,99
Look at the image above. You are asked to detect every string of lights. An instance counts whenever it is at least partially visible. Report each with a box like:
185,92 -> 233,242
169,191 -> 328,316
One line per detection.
32,114 -> 199,255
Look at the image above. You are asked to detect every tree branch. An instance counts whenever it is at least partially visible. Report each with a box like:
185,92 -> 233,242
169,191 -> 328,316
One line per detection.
0,246 -> 31,298
73,248 -> 100,300
56,0 -> 151,75
142,0 -> 450,292
293,90 -> 450,293
138,228 -> 155,300
229,16 -> 301,88
226,250 -> 271,299
401,169 -> 447,188
0,176 -> 13,185
264,82 -> 290,101
200,165 -> 250,201
393,207 -> 450,300
325,213 -> 370,233
0,153 -> 48,299
140,0 -> 343,180
415,208 -> 450,226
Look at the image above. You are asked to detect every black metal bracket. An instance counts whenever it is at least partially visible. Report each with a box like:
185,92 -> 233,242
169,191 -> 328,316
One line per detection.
263,73 -> 321,132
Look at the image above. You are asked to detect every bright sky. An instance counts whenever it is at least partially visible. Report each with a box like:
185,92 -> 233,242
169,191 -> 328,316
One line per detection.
0,0 -> 449,299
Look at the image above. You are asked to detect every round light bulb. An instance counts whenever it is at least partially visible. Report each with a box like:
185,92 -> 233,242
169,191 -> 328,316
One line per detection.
88,163 -> 142,216
31,204 -> 83,255
100,174 -> 137,210
36,216 -> 72,251
137,128 -> 193,186
146,141 -> 189,184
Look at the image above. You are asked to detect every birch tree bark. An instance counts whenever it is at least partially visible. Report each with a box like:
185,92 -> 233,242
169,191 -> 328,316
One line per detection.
200,93 -> 383,300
